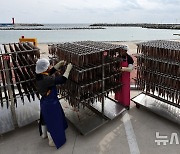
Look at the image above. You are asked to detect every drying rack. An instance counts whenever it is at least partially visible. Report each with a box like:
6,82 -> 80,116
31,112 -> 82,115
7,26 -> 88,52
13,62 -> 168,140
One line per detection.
131,40 -> 180,124
0,43 -> 40,134
49,41 -> 127,135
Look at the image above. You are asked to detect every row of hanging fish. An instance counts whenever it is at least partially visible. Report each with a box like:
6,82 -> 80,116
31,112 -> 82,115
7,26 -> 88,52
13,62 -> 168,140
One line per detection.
136,40 -> 180,105
49,41 -> 125,108
0,42 -> 40,108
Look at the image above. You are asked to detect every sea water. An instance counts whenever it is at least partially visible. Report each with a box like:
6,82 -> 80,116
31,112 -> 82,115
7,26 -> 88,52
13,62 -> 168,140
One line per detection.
0,24 -> 180,44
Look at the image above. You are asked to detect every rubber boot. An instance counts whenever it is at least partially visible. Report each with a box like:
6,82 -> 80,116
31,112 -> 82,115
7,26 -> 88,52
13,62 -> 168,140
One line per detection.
47,132 -> 55,147
41,125 -> 47,139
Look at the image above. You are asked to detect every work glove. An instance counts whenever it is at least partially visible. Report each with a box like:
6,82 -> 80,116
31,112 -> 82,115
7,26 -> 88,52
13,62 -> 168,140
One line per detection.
54,60 -> 66,70
63,63 -> 73,78
121,64 -> 134,72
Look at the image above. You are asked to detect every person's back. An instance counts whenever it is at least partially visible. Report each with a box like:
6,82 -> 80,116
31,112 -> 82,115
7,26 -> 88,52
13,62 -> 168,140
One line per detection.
35,58 -> 72,148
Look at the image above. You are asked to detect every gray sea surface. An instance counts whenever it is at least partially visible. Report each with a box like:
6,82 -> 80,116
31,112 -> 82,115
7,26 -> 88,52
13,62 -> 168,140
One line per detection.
0,24 -> 180,44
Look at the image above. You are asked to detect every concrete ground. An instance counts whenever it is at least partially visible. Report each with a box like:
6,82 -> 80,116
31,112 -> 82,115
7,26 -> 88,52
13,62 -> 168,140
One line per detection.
0,90 -> 179,154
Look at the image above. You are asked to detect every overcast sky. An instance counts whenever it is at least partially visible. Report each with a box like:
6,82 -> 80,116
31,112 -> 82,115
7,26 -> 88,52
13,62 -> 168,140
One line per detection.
0,0 -> 180,24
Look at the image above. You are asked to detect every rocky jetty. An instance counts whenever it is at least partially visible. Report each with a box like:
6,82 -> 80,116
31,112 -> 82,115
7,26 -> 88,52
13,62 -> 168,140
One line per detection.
0,27 -> 105,30
16,23 -> 44,26
90,23 -> 142,27
90,23 -> 180,29
142,24 -> 180,29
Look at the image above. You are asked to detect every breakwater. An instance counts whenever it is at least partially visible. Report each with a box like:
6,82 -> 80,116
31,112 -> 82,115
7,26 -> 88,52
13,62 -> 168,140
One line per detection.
90,23 -> 180,29
16,23 -> 44,26
0,27 -> 105,30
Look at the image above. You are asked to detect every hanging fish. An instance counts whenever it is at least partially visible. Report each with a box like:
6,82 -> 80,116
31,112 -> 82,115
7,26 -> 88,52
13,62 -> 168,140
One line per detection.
0,49 -> 9,108
0,55 -> 4,107
10,44 -> 31,102
18,43 -> 40,99
13,43 -> 35,101
3,44 -> 17,107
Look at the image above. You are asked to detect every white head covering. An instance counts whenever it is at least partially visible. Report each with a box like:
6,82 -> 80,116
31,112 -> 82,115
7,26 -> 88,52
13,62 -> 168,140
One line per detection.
122,45 -> 128,51
35,58 -> 50,74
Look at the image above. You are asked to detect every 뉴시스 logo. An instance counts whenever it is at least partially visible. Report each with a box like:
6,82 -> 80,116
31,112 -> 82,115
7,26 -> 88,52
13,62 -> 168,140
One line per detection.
155,132 -> 179,145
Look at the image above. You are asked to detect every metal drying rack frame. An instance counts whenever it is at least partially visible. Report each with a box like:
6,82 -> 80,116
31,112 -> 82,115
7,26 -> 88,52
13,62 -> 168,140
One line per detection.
0,42 -> 40,130
49,41 -> 126,135
131,40 -> 180,125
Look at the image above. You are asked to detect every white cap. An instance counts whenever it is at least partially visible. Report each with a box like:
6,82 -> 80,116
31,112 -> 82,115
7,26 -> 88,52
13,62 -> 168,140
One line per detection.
123,45 -> 128,51
35,58 -> 50,74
